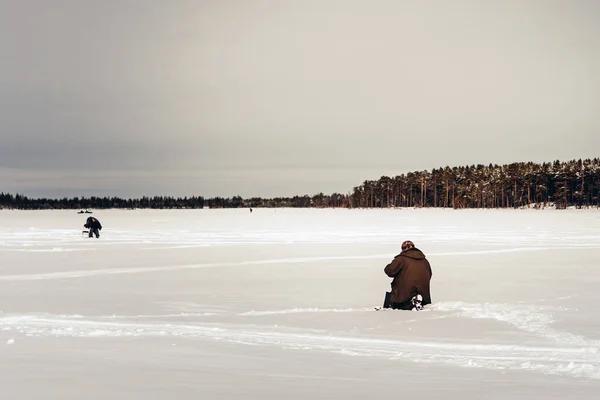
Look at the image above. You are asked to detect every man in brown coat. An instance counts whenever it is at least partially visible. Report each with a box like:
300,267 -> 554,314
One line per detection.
382,240 -> 432,310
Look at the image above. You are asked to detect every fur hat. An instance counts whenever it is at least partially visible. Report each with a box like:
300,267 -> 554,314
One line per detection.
401,240 -> 415,251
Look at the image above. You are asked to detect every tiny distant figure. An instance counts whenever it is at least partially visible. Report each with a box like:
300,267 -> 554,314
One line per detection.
250,208 -> 253,213
84,216 -> 102,238
382,240 -> 432,310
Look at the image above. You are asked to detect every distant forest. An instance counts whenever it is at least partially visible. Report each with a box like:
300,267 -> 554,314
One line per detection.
1,158 -> 599,210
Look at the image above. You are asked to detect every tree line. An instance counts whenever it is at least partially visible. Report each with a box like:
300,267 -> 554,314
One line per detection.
350,158 -> 600,209
1,158 -> 599,210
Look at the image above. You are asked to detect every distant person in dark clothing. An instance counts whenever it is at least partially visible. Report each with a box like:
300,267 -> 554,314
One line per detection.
382,240 -> 432,310
84,216 -> 102,238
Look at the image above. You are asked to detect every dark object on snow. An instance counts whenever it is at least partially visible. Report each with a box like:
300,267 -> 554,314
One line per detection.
383,243 -> 432,310
382,292 -> 424,311
83,216 -> 102,238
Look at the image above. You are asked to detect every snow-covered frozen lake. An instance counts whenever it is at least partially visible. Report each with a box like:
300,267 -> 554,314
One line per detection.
1,208 -> 599,399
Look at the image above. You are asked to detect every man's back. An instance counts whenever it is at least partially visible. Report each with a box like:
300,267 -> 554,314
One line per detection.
384,247 -> 433,307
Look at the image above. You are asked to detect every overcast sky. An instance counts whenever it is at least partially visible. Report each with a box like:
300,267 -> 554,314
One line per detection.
1,0 -> 599,198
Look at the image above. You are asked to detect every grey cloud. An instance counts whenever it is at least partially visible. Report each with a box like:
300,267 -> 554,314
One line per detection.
1,0 -> 599,197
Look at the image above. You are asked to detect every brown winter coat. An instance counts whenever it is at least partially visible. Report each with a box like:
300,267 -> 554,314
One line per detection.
384,248 -> 432,306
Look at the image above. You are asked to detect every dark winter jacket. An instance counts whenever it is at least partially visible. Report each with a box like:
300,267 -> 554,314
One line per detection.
384,248 -> 432,306
84,217 -> 102,230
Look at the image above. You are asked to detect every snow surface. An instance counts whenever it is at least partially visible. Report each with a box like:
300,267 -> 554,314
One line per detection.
1,208 -> 599,399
